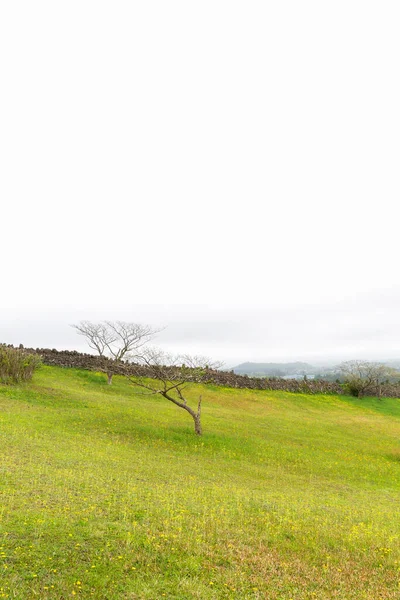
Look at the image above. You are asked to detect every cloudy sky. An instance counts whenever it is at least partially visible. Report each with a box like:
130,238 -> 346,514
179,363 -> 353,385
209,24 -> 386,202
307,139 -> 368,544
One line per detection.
1,1 -> 399,366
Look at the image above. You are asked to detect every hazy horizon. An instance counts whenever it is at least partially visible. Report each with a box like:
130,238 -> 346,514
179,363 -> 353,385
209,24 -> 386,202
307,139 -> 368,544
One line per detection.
2,287 -> 400,368
1,1 -> 399,365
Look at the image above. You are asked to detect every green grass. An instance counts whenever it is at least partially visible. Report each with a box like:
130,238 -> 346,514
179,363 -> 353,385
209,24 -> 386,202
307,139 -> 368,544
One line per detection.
1,366 -> 400,599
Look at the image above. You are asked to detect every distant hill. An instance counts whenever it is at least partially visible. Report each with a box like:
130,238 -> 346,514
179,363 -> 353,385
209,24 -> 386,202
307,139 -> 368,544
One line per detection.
231,361 -> 316,378
232,360 -> 400,380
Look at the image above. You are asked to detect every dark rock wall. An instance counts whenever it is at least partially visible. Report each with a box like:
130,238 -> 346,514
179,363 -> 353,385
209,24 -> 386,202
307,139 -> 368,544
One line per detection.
7,345 -> 400,398
12,345 -> 343,394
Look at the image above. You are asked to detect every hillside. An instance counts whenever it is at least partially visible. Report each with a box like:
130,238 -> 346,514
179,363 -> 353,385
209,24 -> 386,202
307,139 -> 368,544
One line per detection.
1,366 -> 400,599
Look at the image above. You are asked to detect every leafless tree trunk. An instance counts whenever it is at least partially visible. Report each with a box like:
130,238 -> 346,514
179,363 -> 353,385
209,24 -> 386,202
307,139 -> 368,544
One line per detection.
161,390 -> 203,435
125,349 -> 222,435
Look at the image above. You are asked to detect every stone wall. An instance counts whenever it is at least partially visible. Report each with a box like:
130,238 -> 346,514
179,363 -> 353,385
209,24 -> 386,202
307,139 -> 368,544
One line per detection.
12,345 -> 343,394
23,347 -> 115,371
8,345 -> 400,398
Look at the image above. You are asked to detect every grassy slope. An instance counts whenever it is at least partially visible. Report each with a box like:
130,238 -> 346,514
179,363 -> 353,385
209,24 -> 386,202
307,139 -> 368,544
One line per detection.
1,367 -> 400,599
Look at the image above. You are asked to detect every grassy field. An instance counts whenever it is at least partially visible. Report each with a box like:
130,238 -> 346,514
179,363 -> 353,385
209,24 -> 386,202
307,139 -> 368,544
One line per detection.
1,366 -> 400,599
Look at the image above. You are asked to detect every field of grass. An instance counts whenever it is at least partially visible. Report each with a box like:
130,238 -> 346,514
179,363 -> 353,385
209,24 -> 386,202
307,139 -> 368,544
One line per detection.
1,366 -> 400,599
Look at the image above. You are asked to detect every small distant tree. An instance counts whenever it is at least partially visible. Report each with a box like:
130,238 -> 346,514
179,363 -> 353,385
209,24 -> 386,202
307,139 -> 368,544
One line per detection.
125,348 -> 222,435
339,360 -> 399,398
71,321 -> 160,384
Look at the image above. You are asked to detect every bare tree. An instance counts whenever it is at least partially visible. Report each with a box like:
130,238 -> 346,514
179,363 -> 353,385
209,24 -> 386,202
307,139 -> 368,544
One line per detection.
339,360 -> 400,398
71,320 -> 160,384
369,364 -> 400,398
125,348 -> 222,435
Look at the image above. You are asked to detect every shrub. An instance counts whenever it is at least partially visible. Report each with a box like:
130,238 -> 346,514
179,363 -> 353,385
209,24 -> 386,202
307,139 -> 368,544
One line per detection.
0,345 -> 42,384
343,380 -> 369,398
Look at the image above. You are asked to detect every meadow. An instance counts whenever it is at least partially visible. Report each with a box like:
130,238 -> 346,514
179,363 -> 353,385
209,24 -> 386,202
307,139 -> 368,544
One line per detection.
1,366 -> 400,599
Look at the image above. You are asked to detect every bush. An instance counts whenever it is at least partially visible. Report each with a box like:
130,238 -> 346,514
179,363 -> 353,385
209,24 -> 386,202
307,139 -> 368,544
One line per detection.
0,345 -> 41,384
343,380 -> 370,398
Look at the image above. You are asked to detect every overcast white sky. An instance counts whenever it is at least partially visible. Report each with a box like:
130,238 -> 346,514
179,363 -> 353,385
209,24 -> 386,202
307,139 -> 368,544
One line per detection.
1,1 -> 399,366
